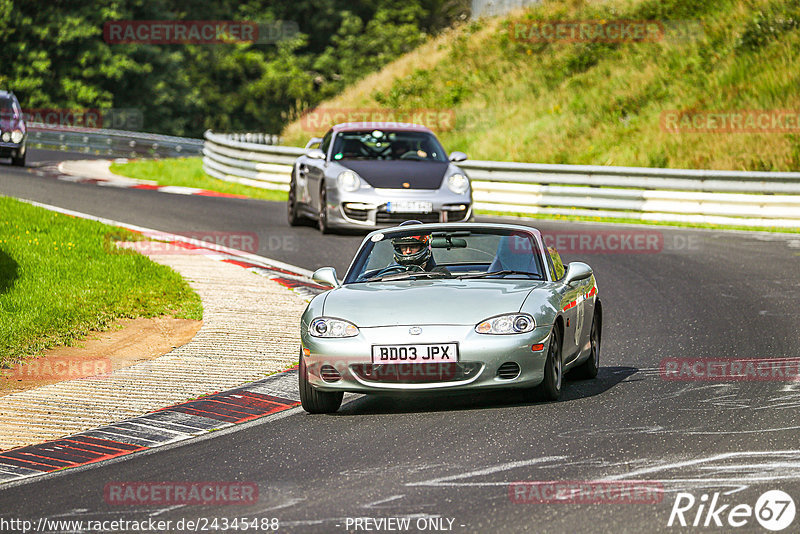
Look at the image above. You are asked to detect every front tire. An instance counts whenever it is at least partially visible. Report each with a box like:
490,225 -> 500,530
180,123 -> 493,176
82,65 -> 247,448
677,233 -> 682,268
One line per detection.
11,151 -> 25,167
299,352 -> 343,414
287,171 -> 302,226
317,187 -> 330,234
535,326 -> 562,401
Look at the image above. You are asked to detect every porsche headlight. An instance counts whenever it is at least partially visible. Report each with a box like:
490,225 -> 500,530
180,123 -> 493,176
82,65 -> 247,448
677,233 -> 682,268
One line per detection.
447,173 -> 469,194
1,132 -> 9,142
309,317 -> 359,338
337,170 -> 361,192
475,313 -> 535,334
11,129 -> 23,143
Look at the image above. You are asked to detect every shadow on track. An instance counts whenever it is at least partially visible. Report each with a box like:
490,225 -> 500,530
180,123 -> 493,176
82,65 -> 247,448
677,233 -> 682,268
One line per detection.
0,249 -> 18,295
332,365 -> 638,416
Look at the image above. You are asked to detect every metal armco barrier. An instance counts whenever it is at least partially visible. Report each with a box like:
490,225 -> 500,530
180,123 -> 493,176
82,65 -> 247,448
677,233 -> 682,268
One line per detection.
201,129 -> 800,228
28,124 -> 203,159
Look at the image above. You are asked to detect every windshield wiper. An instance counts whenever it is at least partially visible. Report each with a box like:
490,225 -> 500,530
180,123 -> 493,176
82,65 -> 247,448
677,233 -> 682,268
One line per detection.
458,270 -> 541,280
361,271 -> 451,283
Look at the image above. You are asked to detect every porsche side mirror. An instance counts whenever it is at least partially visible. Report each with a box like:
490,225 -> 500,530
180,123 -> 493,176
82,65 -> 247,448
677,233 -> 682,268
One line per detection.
312,267 -> 340,288
305,137 -> 323,149
306,148 -> 326,160
449,151 -> 468,162
564,262 -> 592,285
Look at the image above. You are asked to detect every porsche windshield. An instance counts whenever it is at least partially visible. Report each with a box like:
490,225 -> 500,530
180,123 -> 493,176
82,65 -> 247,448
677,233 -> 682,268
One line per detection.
345,228 -> 546,283
331,130 -> 448,162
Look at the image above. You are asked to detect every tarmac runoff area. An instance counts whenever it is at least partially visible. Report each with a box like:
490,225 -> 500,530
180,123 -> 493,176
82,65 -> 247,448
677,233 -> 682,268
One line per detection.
0,220 -> 316,453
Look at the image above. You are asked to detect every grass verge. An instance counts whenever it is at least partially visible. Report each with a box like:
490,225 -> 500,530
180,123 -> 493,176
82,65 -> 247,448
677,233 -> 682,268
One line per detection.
109,158 -> 288,202
282,0 -> 800,172
0,196 -> 203,365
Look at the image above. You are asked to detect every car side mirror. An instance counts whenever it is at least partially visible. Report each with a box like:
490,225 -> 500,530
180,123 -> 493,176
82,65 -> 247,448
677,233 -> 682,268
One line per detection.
564,262 -> 592,285
305,137 -> 323,149
306,148 -> 326,160
449,151 -> 468,163
312,267 -> 340,288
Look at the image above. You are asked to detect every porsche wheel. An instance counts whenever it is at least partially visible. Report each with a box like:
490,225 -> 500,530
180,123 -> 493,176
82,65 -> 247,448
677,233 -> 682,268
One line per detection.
573,310 -> 600,379
287,172 -> 302,226
299,351 -> 342,414
11,152 -> 25,167
317,187 -> 330,234
536,326 -> 562,401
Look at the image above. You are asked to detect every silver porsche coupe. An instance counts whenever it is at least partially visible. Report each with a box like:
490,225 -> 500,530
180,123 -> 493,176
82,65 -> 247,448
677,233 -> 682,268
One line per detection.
287,122 -> 472,233
298,221 -> 602,413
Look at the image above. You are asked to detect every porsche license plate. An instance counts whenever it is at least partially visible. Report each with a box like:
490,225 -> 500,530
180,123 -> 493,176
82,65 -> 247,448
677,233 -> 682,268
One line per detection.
386,201 -> 433,213
372,343 -> 458,364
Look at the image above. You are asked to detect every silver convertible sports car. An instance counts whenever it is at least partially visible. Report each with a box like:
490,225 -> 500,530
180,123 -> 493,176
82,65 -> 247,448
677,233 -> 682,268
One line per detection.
299,221 -> 602,413
287,122 -> 473,233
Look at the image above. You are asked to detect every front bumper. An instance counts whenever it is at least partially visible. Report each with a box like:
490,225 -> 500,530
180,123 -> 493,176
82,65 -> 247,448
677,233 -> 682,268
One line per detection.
326,187 -> 472,229
301,324 -> 553,393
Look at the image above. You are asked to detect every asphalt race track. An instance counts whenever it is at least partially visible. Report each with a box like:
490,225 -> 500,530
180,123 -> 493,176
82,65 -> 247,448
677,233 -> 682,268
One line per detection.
1,150 -> 799,532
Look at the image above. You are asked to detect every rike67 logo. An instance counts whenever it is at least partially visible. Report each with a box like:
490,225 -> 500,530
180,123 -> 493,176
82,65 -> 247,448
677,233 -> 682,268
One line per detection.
668,490 -> 796,531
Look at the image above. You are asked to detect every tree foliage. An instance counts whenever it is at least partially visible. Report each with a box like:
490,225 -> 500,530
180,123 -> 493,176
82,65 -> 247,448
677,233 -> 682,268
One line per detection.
0,0 -> 468,136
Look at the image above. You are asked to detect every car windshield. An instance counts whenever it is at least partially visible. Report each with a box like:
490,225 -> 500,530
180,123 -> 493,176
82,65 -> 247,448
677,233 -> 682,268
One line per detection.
331,130 -> 447,162
0,97 -> 15,120
344,228 -> 546,284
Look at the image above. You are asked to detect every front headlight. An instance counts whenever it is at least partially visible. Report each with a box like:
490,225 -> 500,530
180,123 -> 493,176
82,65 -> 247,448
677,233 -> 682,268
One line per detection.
475,313 -> 535,334
309,317 -> 359,338
337,170 -> 361,192
447,173 -> 469,194
11,130 -> 23,143
1,132 -> 9,142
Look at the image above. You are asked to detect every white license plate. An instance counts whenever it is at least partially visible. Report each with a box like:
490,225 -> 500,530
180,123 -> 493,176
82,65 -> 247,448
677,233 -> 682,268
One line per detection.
371,343 -> 458,364
386,201 -> 433,213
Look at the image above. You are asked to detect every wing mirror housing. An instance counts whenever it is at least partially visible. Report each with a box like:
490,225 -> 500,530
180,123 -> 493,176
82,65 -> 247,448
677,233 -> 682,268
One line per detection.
449,151 -> 468,163
305,137 -> 323,149
306,148 -> 326,160
564,262 -> 593,285
312,267 -> 340,288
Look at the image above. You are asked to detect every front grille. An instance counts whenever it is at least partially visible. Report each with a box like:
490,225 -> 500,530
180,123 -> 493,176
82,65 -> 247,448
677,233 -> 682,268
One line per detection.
350,362 -> 481,383
496,362 -> 521,380
376,211 -> 440,224
342,205 -> 369,221
320,365 -> 342,382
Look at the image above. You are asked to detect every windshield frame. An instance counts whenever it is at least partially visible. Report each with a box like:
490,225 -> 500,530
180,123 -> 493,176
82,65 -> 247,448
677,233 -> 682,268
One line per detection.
343,226 -> 548,285
330,129 -> 448,163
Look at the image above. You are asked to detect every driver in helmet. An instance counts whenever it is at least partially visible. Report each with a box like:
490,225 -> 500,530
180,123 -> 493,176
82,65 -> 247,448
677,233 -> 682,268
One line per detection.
392,234 -> 437,271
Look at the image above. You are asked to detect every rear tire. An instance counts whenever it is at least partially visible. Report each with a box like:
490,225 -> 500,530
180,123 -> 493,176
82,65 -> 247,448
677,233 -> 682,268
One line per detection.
534,326 -> 562,401
299,351 -> 343,414
573,310 -> 600,379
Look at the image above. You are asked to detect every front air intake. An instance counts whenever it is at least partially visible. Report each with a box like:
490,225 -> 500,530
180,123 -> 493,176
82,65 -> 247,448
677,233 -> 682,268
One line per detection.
497,362 -> 521,380
320,365 -> 342,382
